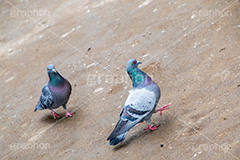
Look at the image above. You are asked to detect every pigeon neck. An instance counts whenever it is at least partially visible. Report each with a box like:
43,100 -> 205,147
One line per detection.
128,68 -> 149,88
48,72 -> 65,87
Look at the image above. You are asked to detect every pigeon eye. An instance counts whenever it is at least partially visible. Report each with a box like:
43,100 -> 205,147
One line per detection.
47,69 -> 51,71
133,61 -> 136,64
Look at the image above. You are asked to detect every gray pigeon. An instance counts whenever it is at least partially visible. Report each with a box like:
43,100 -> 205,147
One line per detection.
34,64 -> 75,119
107,59 -> 171,145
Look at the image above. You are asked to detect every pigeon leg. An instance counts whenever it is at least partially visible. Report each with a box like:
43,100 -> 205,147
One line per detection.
155,103 -> 171,116
51,110 -> 61,119
63,105 -> 75,118
144,124 -> 159,131
65,110 -> 75,118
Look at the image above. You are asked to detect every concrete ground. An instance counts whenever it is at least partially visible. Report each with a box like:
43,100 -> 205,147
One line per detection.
0,0 -> 240,159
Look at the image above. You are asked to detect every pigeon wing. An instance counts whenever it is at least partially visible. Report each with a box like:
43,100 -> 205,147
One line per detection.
108,88 -> 156,140
39,85 -> 54,109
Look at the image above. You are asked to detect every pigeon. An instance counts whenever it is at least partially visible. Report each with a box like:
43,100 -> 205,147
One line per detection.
107,59 -> 171,145
34,64 -> 75,119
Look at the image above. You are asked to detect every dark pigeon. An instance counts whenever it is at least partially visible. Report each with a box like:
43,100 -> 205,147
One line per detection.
35,64 -> 75,119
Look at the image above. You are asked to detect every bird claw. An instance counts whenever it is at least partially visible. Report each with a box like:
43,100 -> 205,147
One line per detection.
155,103 -> 171,116
51,110 -> 61,119
144,124 -> 159,131
65,111 -> 75,118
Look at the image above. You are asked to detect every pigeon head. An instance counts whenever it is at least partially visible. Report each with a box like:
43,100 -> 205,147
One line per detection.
126,59 -> 147,88
47,64 -> 57,73
126,59 -> 142,73
47,64 -> 64,86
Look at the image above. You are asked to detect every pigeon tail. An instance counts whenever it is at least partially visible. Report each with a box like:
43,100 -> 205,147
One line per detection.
107,118 -> 136,141
109,132 -> 127,145
34,102 -> 45,112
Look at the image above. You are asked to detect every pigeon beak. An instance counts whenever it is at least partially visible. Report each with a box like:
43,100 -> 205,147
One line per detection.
34,108 -> 37,112
137,61 -> 142,65
52,68 -> 57,73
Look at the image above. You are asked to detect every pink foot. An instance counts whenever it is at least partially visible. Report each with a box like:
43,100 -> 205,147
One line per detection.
144,124 -> 159,131
65,110 -> 75,118
51,110 -> 61,119
155,103 -> 171,116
